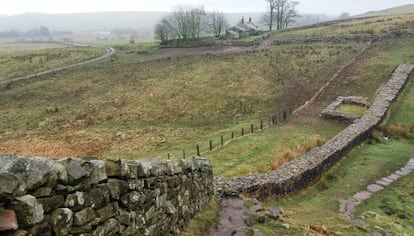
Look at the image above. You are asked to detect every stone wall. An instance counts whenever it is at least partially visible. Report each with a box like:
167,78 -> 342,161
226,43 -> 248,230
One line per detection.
215,64 -> 414,200
272,30 -> 414,45
0,156 -> 213,235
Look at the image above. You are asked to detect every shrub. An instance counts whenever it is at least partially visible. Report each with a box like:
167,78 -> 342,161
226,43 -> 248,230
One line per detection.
271,150 -> 297,170
315,136 -> 327,147
387,124 -> 410,138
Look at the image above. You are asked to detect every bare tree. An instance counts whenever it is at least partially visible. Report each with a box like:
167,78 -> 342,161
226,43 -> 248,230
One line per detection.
265,0 -> 277,31
155,16 -> 176,43
264,0 -> 299,31
282,1 -> 299,29
208,11 -> 229,38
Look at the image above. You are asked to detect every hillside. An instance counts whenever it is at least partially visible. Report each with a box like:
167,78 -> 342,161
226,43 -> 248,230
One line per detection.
358,4 -> 414,17
0,12 -> 333,33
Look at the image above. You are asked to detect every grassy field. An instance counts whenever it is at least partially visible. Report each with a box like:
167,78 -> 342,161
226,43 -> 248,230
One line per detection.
251,54 -> 414,234
358,4 -> 414,17
0,46 -> 104,81
278,14 -> 414,38
336,104 -> 367,116
0,42 -> 358,163
0,42 -> 69,52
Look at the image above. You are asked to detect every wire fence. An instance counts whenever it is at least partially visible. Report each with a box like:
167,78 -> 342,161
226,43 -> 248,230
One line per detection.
167,107 -> 293,159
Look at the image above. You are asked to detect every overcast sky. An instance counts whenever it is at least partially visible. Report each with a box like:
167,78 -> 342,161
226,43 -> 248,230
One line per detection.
1,0 -> 414,16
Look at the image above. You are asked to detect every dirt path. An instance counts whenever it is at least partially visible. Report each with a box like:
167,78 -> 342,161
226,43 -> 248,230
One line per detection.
339,158 -> 414,235
287,42 -> 374,125
0,46 -> 115,85
206,198 -> 249,236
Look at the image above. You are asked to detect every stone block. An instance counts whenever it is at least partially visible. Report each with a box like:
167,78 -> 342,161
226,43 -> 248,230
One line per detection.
117,209 -> 136,226
353,191 -> 372,202
367,184 -> 384,193
93,218 -> 119,236
11,194 -> 44,227
51,208 -> 73,236
65,191 -> 86,211
31,187 -> 53,198
0,210 -> 18,231
74,207 -> 97,226
97,202 -> 119,222
59,158 -> 87,185
0,173 -> 20,200
38,195 -> 65,213
105,159 -> 122,177
120,191 -> 145,209
0,156 -> 51,193
81,160 -> 107,185
107,179 -> 128,200
84,185 -> 110,208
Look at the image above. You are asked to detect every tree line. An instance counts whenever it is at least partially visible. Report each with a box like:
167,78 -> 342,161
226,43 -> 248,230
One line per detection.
154,1 -> 299,43
262,0 -> 299,31
0,26 -> 73,39
154,7 -> 229,43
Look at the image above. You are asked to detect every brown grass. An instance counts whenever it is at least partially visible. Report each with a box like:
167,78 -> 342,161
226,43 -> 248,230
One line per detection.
386,124 -> 410,138
315,136 -> 327,147
271,143 -> 312,170
271,137 -> 327,170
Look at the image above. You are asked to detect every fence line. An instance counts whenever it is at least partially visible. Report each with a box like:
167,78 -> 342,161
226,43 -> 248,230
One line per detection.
175,107 -> 293,159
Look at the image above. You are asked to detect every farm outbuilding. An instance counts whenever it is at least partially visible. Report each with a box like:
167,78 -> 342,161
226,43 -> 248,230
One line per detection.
226,17 -> 258,39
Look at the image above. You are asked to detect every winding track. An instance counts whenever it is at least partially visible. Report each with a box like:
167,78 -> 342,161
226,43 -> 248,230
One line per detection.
339,158 -> 414,235
0,44 -> 115,85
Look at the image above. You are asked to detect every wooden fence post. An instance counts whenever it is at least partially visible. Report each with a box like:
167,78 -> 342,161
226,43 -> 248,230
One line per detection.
221,135 -> 224,146
231,131 -> 234,139
260,120 -> 263,130
183,149 -> 186,159
251,124 -> 254,133
196,145 -> 200,156
209,140 -> 213,151
241,128 -> 244,136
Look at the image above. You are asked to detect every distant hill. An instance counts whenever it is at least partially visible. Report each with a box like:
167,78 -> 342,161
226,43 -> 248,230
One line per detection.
0,12 -> 334,34
358,4 -> 414,17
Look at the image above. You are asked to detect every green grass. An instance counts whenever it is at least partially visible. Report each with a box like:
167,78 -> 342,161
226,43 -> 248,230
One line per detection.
209,122 -> 341,177
181,197 -> 220,236
358,4 -> 414,17
277,15 -> 414,38
259,139 -> 414,235
354,172 -> 414,234
251,37 -> 414,234
388,74 -> 414,125
0,46 -> 104,81
0,42 -> 357,161
0,42 -> 69,52
336,104 -> 367,116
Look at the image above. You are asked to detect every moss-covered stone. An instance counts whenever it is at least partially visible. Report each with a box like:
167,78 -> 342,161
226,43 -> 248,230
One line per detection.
11,195 -> 44,227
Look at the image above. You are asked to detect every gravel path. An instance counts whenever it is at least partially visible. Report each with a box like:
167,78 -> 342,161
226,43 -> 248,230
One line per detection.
0,46 -> 115,85
339,158 -> 414,234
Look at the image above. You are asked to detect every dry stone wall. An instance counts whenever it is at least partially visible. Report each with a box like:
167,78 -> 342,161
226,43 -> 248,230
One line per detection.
272,30 -> 414,45
0,156 -> 213,236
215,64 -> 414,200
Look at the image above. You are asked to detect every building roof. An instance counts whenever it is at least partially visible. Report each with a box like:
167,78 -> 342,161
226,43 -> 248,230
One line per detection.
228,18 -> 258,33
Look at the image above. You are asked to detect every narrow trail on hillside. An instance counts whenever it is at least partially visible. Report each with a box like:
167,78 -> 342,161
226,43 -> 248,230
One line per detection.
287,42 -> 375,125
0,45 -> 115,85
339,158 -> 414,236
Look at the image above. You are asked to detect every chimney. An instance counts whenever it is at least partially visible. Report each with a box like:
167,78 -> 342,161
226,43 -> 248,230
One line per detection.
249,17 -> 252,23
